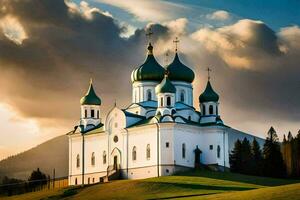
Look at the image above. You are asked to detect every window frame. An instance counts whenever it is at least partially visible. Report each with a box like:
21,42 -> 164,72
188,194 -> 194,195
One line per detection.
91,152 -> 95,166
209,105 -> 213,115
132,146 -> 137,161
103,151 -> 107,164
182,143 -> 186,159
166,96 -> 171,106
146,144 -> 151,160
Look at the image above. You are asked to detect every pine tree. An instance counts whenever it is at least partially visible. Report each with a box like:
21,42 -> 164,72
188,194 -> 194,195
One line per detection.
240,138 -> 253,174
229,139 -> 242,173
263,127 -> 286,178
252,138 -> 263,175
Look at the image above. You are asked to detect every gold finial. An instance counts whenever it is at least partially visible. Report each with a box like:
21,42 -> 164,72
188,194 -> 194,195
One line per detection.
173,37 -> 180,52
90,78 -> 93,84
206,67 -> 212,81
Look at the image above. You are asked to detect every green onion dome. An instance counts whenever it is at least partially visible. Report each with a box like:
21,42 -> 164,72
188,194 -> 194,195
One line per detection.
131,43 -> 165,83
80,80 -> 101,105
199,81 -> 219,103
166,53 -> 195,83
155,74 -> 176,94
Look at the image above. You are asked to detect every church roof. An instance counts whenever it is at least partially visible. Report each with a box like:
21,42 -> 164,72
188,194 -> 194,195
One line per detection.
155,74 -> 176,94
131,43 -> 165,83
166,53 -> 195,83
199,81 -> 219,103
67,123 -> 105,136
80,80 -> 101,105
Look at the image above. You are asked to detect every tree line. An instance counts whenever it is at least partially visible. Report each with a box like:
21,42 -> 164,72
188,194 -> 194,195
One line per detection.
0,168 -> 50,196
229,126 -> 300,178
282,130 -> 300,177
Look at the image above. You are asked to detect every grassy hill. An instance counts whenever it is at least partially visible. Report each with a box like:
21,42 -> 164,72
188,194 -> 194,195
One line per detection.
0,135 -> 68,180
3,170 -> 300,200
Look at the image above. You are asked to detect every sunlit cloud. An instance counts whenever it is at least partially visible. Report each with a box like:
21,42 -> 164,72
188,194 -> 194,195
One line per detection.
65,0 -> 112,20
0,15 -> 28,45
206,10 -> 230,21
96,0 -> 187,22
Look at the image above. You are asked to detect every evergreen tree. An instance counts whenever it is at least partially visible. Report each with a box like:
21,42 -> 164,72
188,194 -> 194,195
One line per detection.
251,138 -> 263,175
263,127 -> 286,178
240,138 -> 253,174
28,168 -> 47,191
229,139 -> 242,173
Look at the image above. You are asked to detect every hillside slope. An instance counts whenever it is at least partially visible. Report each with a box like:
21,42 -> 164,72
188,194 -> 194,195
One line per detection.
4,170 -> 300,200
0,135 -> 68,180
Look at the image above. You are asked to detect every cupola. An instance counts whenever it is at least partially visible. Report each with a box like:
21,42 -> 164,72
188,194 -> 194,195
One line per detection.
131,43 -> 165,83
166,53 -> 195,83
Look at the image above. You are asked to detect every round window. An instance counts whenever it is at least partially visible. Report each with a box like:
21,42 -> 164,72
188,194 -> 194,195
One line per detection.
113,135 -> 118,143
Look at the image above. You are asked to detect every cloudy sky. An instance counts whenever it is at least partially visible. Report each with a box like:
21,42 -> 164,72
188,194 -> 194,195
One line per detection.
0,0 -> 300,159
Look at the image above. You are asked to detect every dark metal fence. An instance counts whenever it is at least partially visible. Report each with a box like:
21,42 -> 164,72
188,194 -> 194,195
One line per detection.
0,176 -> 68,197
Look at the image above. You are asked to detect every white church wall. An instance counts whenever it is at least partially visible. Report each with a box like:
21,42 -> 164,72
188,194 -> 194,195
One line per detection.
172,81 -> 193,106
69,133 -> 109,185
125,125 -> 159,179
173,124 -> 229,168
132,81 -> 158,103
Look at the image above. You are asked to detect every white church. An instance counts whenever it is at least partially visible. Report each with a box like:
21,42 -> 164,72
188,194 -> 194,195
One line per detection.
67,42 -> 264,185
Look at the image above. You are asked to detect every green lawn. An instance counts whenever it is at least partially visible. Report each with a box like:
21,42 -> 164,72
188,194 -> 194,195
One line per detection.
3,170 -> 300,200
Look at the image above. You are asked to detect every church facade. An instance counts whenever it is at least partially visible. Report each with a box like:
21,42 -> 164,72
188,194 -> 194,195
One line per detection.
68,42 -> 264,185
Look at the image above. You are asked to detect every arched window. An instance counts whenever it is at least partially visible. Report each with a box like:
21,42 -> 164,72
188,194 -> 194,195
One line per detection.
85,110 -> 87,118
209,105 -> 213,115
132,146 -> 137,161
147,90 -> 152,101
88,177 -> 90,184
188,116 -> 191,121
180,90 -> 185,102
76,154 -> 80,168
91,109 -> 95,118
167,96 -> 171,106
146,144 -> 150,160
216,106 -> 218,115
103,151 -> 107,164
97,110 -> 99,119
217,145 -> 221,158
182,143 -> 186,159
75,178 -> 78,185
91,152 -> 95,166
160,97 -> 163,107
202,105 -> 206,115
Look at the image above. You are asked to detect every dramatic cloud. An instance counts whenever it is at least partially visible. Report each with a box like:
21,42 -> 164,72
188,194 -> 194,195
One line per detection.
191,19 -> 283,69
96,0 -> 187,22
0,0 -> 300,158
206,10 -> 230,21
0,15 -> 28,45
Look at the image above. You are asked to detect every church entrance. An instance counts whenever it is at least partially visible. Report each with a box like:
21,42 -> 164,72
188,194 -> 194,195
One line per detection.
113,155 -> 118,170
110,147 -> 121,170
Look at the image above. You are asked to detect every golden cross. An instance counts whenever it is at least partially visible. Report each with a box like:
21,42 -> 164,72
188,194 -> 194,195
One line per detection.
173,37 -> 180,52
207,67 -> 212,81
146,28 -> 153,43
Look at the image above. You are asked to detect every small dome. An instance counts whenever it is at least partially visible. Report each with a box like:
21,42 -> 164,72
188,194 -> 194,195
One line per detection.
80,80 -> 101,105
199,81 -> 219,103
131,43 -> 165,83
155,74 -> 176,94
166,53 -> 195,83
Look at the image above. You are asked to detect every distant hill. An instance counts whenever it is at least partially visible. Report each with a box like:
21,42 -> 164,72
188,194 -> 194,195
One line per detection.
0,135 -> 68,180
